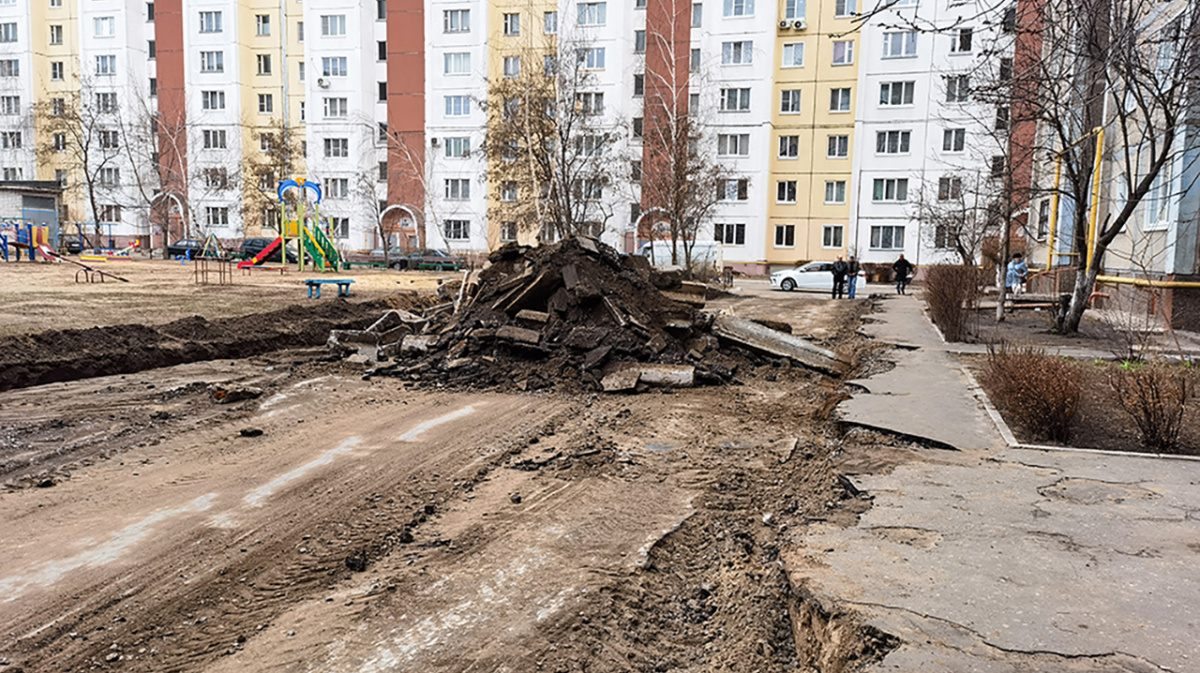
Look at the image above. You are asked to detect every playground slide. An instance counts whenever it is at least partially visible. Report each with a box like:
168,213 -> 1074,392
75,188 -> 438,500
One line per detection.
301,226 -> 341,271
237,237 -> 283,268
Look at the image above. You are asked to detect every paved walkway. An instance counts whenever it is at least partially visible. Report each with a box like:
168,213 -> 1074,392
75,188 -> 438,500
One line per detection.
806,294 -> 1200,672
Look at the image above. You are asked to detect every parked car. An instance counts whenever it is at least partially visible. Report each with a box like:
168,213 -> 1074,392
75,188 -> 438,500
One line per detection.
166,239 -> 204,258
770,262 -> 866,293
61,236 -> 84,254
240,237 -> 297,263
389,249 -> 464,271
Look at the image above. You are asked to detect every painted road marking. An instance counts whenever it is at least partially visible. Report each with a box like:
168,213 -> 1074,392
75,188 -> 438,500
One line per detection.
398,405 -> 477,442
243,437 -> 362,507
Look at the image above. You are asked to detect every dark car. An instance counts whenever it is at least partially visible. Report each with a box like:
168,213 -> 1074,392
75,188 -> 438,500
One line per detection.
240,237 -> 297,264
391,249 -> 464,271
62,236 -> 84,254
167,238 -> 203,258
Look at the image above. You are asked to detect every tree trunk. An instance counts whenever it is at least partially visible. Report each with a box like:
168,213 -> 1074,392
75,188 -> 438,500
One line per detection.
995,232 -> 1010,323
1057,266 -> 1098,334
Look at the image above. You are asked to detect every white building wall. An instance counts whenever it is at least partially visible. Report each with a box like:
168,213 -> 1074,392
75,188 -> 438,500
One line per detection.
0,2 -> 35,183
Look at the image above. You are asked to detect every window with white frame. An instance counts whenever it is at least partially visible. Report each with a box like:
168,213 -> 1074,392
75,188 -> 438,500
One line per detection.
827,134 -> 849,158
576,178 -> 603,200
950,27 -> 973,53
778,135 -> 799,158
256,93 -> 272,113
544,10 -> 558,33
832,40 -> 853,65
198,11 -> 221,33
99,130 -> 119,148
0,95 -> 18,115
503,56 -> 520,77
1037,199 -> 1051,238
445,95 -> 470,116
717,178 -> 748,200
945,75 -> 970,102
326,177 -> 348,198
715,223 -> 746,246
719,88 -> 750,111
578,134 -> 605,156
444,137 -> 470,157
324,137 -> 349,157
823,225 -> 843,248
202,167 -> 226,189
870,226 -> 904,250
259,133 -> 273,152
94,16 -> 116,37
54,169 -> 66,185
200,51 -> 223,73
1144,164 -> 1172,230
942,128 -> 965,152
575,92 -> 604,114
202,90 -> 224,110
780,89 -> 801,113
825,180 -> 846,204
444,9 -> 469,32
834,0 -> 854,16
322,217 -> 346,238
580,47 -> 605,69
635,29 -> 645,53
322,56 -> 348,76
500,221 -> 518,242
717,133 -> 749,156
256,54 -> 272,74
876,130 -> 911,154
50,62 -> 63,80
52,133 -> 66,151
937,176 -> 962,201
95,55 -> 116,75
882,31 -> 917,58
97,204 -> 122,223
879,81 -> 914,106
503,12 -> 520,34
95,92 -> 117,113
445,178 -> 470,200
321,15 -> 346,35
102,168 -> 122,187
206,207 -> 229,226
444,52 -> 470,75
256,14 -> 270,36
722,0 -> 753,17
776,181 -> 797,203
500,181 -> 518,202
298,62 -> 305,81
49,25 -> 62,44
784,0 -> 805,19
202,129 -> 226,149
721,41 -> 753,64
775,225 -> 795,248
633,73 -> 644,96
299,22 -> 305,41
874,178 -> 908,201
0,131 -> 19,149
782,42 -> 804,67
577,2 -> 607,25
692,2 -> 702,25
444,219 -> 469,240
323,97 -> 347,118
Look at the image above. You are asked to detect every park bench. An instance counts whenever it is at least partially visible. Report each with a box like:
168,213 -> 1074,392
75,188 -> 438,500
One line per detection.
304,278 -> 354,298
342,261 -> 386,270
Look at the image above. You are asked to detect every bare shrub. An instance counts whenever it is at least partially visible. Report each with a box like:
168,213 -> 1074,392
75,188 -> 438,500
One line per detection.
981,342 -> 1081,443
923,265 -> 980,342
1108,362 -> 1192,453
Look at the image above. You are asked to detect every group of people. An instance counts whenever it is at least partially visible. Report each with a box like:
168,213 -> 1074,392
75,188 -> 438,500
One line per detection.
828,254 -> 916,299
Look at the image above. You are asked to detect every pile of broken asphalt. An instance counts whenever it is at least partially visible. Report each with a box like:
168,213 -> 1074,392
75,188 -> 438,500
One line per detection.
328,237 -> 848,393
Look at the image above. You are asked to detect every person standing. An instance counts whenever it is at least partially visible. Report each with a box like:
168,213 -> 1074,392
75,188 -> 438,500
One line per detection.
831,256 -> 849,299
847,255 -> 861,299
1006,253 -> 1029,295
893,254 -> 914,295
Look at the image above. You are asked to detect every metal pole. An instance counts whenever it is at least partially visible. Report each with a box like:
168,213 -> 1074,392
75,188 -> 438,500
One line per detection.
1046,153 -> 1063,269
1085,127 -> 1105,271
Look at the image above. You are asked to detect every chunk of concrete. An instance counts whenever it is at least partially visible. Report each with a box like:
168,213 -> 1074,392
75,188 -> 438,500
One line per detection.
496,325 -> 541,345
712,314 -> 846,376
636,364 -> 695,387
515,309 -> 550,324
601,368 -> 640,392
401,335 -> 439,354
365,310 -> 423,334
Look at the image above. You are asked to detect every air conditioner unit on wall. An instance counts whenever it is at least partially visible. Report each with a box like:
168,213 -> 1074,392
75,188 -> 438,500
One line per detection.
793,19 -> 807,29
316,77 -> 330,88
779,19 -> 790,29
430,137 -> 439,146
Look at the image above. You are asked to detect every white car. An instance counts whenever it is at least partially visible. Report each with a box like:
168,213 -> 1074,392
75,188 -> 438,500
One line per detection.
770,262 -> 866,292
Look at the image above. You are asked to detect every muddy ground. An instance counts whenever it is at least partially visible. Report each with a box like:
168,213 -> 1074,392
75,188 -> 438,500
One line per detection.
0,281 -> 914,672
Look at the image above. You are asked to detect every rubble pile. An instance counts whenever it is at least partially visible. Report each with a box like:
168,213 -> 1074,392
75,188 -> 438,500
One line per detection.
328,237 -> 847,392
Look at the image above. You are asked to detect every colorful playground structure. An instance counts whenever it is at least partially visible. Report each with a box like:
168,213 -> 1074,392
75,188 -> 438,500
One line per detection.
80,240 -> 140,263
0,222 -> 53,262
238,178 -> 341,272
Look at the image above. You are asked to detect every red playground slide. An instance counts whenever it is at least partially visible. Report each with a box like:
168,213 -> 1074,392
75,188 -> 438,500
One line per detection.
237,237 -> 282,268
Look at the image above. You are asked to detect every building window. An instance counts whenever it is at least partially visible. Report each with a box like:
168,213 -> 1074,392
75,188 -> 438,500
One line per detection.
499,181 -> 518,202
50,98 -> 63,116
995,107 -> 1010,130
715,223 -> 746,245
322,56 -> 348,76
148,40 -> 156,58
575,92 -> 604,114
323,137 -> 349,157
580,47 -> 605,70
834,0 -> 854,16
635,30 -> 645,53
444,137 -> 470,158
205,207 -> 229,226
722,0 -> 753,17
717,134 -> 750,156
257,54 -> 272,75
202,167 -> 226,189
776,181 -> 797,204
444,52 -> 470,75
719,88 -> 750,112
832,40 -> 853,65
938,176 -> 962,201
93,16 -> 115,37
323,97 -> 348,118
999,57 -> 1013,82
717,178 -> 749,201
54,169 -> 67,186
990,155 -> 1006,178
444,9 -> 469,32
327,178 -> 349,198
149,78 -> 157,95
377,0 -> 387,20
199,11 -> 222,33
0,95 -> 18,115
577,2 -> 607,25
256,14 -> 270,36
146,2 -> 154,20
879,81 -> 914,106
631,161 -> 641,182
377,161 -> 388,182
633,73 -> 644,96
780,90 -> 801,113
690,48 -> 701,72
721,40 -> 753,65
259,134 -> 273,152
330,217 -> 350,239
49,25 -> 62,44
870,226 -> 904,250
202,129 -> 225,149
876,130 -> 911,154
692,2 -> 702,25
95,55 -> 116,75
942,128 -> 965,152
544,11 -> 558,34
950,27 -> 973,53
874,178 -> 909,202
377,122 -> 388,143
823,225 -> 843,248
298,62 -> 305,81
827,135 -> 849,158
50,62 -> 63,80
0,131 -> 19,149
297,21 -> 304,41
784,0 -> 805,18
500,221 -> 517,242
98,205 -> 122,223
882,31 -> 917,58
299,101 -> 305,121
201,90 -> 225,110
200,51 -> 224,73
778,135 -> 799,158
445,96 -> 471,117
503,12 -> 520,35
378,81 -> 386,101
774,225 -> 795,248
321,15 -> 346,36
825,180 -> 846,204
444,219 -> 469,240
258,93 -> 273,113
52,133 -> 65,151
782,42 -> 804,67
575,178 -> 603,200
946,75 -> 970,103
636,0 -> 647,8
829,87 -> 851,112
95,92 -> 117,113
445,178 -> 470,200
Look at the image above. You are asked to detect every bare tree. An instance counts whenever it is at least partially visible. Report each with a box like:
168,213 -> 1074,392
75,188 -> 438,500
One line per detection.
914,172 -> 998,266
242,118 -> 304,237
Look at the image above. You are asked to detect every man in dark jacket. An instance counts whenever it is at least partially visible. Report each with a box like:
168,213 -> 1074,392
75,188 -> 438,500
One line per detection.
893,254 -> 914,295
847,255 -> 861,298
831,256 -> 849,299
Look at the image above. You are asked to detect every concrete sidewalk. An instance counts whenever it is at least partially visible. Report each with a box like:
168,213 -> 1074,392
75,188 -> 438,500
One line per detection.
805,293 -> 1200,672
